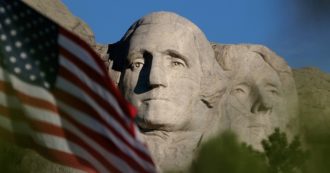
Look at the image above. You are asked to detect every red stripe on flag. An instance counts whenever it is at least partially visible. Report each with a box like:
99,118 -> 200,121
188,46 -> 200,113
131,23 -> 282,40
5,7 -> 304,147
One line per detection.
59,45 -> 136,127
0,80 -> 57,113
0,1 -> 155,171
0,110 -> 112,172
0,86 -> 123,172
57,66 -> 132,134
0,75 -> 154,172
52,87 -> 129,139
53,88 -> 152,171
0,100 -> 142,172
59,47 -> 106,89
59,110 -> 149,173
57,66 -> 154,163
0,81 -> 57,113
0,126 -> 98,173
58,29 -> 107,76
59,28 -> 138,122
0,80 -> 15,94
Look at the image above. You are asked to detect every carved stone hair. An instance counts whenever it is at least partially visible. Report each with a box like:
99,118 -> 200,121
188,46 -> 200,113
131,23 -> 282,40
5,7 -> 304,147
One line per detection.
212,44 -> 295,94
108,12 -> 227,108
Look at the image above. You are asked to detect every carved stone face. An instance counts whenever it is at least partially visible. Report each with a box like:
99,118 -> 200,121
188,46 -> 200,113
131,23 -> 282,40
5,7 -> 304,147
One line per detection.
226,51 -> 284,149
120,23 -> 203,133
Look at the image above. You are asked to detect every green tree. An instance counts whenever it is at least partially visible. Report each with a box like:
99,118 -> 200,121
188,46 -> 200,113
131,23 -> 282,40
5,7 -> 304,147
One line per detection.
190,129 -> 308,173
261,128 -> 307,173
191,131 -> 268,173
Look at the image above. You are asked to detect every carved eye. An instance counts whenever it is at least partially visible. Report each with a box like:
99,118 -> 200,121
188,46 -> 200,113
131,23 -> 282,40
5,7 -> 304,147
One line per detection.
269,89 -> 279,96
230,84 -> 250,96
232,88 -> 245,95
133,62 -> 143,68
265,84 -> 280,96
171,58 -> 186,68
129,59 -> 144,71
235,88 -> 245,93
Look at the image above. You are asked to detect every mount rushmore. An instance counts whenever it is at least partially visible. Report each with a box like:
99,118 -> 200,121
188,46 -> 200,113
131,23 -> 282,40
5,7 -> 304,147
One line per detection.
1,0 -> 329,172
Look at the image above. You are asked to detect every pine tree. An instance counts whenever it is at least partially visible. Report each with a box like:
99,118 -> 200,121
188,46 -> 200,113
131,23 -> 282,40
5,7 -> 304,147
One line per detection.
261,128 -> 307,173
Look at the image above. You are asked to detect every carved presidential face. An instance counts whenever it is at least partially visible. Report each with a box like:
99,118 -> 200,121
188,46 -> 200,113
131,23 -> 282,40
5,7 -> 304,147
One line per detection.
119,23 -> 203,133
226,52 -> 284,149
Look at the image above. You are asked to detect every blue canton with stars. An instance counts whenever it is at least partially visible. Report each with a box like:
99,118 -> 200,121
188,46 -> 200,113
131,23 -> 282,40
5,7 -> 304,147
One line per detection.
0,0 -> 59,89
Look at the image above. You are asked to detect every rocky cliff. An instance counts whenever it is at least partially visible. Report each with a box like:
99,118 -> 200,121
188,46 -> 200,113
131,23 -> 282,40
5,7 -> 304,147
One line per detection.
293,68 -> 330,136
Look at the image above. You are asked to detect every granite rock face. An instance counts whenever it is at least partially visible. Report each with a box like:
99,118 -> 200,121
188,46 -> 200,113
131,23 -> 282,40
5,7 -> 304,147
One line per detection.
109,12 -> 227,172
212,44 -> 299,150
293,68 -> 330,136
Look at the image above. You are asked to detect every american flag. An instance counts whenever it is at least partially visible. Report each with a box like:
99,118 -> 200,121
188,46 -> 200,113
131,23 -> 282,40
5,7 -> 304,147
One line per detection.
0,0 -> 155,172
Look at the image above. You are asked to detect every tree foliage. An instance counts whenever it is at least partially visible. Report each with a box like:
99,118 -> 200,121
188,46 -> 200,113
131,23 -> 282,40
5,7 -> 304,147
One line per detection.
191,129 -> 308,173
190,131 -> 268,173
261,128 -> 307,173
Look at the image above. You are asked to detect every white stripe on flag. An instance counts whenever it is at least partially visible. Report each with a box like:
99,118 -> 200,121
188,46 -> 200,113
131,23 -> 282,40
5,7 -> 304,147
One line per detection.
0,91 -> 61,134
0,67 -> 110,172
59,55 -> 130,126
56,77 -> 155,171
58,34 -> 103,75
0,67 -> 56,105
60,116 -> 135,173
58,54 -> 155,171
59,56 -> 148,151
58,99 -> 154,171
57,99 -> 129,150
0,90 -> 135,172
55,76 -> 131,145
0,57 -> 154,172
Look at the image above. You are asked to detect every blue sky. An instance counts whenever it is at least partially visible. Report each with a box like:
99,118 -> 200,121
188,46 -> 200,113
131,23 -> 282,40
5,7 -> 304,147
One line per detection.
62,0 -> 330,72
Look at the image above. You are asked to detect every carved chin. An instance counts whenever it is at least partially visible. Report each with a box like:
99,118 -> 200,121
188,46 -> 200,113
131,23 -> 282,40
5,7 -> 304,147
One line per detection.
142,130 -> 204,172
136,102 -> 189,133
230,108 -> 275,150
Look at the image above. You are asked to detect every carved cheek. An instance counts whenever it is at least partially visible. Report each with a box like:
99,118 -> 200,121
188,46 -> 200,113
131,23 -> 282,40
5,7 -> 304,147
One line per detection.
121,71 -> 138,98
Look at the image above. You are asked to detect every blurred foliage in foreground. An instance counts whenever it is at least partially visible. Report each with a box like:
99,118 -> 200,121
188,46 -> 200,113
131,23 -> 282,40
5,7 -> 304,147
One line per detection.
262,129 -> 307,173
190,131 -> 268,173
191,126 -> 330,173
1,123 -> 330,173
0,139 -> 28,173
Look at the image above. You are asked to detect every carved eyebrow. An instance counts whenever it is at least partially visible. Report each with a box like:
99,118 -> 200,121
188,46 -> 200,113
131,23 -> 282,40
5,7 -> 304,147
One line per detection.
127,49 -> 148,59
265,82 -> 280,89
235,82 -> 249,86
163,49 -> 189,67
127,51 -> 141,59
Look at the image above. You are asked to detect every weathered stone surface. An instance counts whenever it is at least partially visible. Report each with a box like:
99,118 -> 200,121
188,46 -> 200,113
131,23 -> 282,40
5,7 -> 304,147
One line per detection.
293,68 -> 330,136
212,44 -> 299,150
108,12 -> 227,172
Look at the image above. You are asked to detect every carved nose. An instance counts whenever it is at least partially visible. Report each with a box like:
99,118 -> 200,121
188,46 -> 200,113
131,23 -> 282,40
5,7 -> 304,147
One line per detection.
251,91 -> 272,114
148,58 -> 168,88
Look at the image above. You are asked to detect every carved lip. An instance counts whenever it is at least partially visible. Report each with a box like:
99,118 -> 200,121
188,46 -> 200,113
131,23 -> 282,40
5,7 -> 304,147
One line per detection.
136,120 -> 168,134
247,109 -> 272,128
